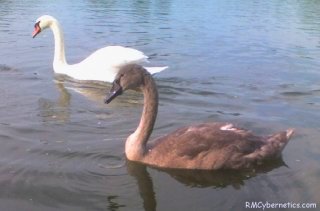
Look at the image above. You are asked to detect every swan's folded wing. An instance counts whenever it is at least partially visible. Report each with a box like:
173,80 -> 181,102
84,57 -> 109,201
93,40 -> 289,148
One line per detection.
82,46 -> 148,67
147,123 -> 264,169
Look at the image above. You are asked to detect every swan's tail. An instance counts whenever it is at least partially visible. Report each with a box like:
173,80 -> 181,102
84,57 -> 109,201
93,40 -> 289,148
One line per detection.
144,66 -> 168,75
245,128 -> 294,161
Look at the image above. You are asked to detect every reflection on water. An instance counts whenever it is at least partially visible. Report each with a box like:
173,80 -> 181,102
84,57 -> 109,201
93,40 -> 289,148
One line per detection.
0,0 -> 320,210
157,160 -> 286,189
127,162 -> 157,211
127,158 -> 288,211
38,82 -> 71,123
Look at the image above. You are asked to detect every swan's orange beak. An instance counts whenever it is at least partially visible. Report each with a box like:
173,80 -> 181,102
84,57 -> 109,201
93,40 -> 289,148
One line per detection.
32,22 -> 41,38
105,81 -> 123,104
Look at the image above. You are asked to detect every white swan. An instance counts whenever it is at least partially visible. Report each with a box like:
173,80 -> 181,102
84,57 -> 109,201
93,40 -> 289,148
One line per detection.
32,15 -> 167,82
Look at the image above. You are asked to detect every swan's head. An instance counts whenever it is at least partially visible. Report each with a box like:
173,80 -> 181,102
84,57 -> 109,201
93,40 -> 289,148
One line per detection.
32,15 -> 57,38
105,64 -> 149,104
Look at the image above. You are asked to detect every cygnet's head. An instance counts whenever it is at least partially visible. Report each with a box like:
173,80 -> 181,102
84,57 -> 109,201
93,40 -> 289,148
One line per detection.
32,15 -> 57,38
105,64 -> 149,104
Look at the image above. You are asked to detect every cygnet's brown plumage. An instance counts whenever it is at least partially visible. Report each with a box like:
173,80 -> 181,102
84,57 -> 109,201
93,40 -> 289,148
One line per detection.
105,64 -> 294,170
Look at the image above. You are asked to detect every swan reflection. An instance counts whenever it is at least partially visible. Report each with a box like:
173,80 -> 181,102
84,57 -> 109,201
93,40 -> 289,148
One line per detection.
127,158 -> 286,211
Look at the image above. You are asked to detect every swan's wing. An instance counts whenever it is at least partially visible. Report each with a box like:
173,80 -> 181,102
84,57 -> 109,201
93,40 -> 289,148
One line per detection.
69,46 -> 146,82
72,46 -> 167,82
152,123 -> 262,157
146,123 -> 265,169
82,46 -> 168,74
82,46 -> 148,67
147,123 -> 293,169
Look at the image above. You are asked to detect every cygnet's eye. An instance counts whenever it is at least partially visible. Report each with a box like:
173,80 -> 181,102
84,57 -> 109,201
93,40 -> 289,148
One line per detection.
114,78 -> 120,85
116,74 -> 125,83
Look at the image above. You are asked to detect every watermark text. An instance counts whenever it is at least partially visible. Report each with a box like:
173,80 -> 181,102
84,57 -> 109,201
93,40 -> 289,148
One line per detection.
245,201 -> 317,210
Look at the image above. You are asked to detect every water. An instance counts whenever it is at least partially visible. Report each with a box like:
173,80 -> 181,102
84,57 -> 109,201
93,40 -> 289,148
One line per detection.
0,0 -> 320,210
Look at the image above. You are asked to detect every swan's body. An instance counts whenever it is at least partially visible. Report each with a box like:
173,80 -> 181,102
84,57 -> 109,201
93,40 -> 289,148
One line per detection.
105,64 -> 294,170
32,15 -> 167,82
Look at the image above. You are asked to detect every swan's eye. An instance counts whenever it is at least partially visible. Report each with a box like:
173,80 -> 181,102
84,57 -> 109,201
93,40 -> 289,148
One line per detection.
34,21 -> 40,28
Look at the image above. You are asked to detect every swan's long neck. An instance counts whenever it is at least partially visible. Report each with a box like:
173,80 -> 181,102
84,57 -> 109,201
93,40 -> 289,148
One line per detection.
50,21 -> 67,70
125,75 -> 158,161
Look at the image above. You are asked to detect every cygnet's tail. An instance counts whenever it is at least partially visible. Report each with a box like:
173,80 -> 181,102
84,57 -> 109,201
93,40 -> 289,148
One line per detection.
262,128 -> 294,158
145,66 -> 168,75
246,128 -> 294,161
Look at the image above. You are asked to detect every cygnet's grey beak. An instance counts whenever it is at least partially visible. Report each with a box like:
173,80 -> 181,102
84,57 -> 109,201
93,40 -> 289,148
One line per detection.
105,81 -> 123,104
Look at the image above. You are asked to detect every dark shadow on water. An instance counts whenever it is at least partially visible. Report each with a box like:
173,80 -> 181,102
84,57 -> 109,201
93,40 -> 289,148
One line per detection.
127,158 -> 286,211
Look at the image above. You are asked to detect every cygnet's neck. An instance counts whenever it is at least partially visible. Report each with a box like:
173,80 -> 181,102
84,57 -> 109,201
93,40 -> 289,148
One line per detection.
49,20 -> 68,70
125,74 -> 158,161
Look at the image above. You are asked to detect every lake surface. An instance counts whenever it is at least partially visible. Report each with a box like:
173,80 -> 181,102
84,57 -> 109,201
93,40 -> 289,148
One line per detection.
0,0 -> 320,210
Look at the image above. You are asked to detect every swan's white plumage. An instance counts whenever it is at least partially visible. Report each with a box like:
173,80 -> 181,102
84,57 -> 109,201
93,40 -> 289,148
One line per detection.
55,46 -> 151,82
33,15 -> 167,82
